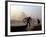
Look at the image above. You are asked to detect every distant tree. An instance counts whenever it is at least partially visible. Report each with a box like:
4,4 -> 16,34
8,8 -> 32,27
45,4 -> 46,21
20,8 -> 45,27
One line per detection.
19,12 -> 27,21
21,12 -> 27,18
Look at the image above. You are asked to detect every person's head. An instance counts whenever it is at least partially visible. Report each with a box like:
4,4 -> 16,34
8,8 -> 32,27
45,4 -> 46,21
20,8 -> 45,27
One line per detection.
29,17 -> 32,20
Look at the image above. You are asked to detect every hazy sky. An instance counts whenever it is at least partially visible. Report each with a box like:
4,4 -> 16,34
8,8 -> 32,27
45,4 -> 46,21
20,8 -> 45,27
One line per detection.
11,5 -> 42,20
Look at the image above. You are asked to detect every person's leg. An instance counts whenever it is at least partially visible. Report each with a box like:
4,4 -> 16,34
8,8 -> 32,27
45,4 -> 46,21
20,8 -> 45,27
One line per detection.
26,22 -> 29,31
29,22 -> 31,30
29,22 -> 30,27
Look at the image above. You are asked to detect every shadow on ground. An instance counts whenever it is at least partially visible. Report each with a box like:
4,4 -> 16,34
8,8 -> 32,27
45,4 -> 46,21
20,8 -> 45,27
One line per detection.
11,24 -> 42,32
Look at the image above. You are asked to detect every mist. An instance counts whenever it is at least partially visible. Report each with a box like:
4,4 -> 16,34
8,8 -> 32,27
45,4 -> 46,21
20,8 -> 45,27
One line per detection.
10,5 -> 42,26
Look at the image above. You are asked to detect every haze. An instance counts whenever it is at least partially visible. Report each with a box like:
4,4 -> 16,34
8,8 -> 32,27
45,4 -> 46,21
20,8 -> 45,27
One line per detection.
10,5 -> 42,21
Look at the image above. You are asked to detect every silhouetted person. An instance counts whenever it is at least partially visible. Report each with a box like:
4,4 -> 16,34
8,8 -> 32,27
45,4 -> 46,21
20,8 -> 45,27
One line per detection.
37,19 -> 40,24
23,17 -> 32,28
26,17 -> 31,26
